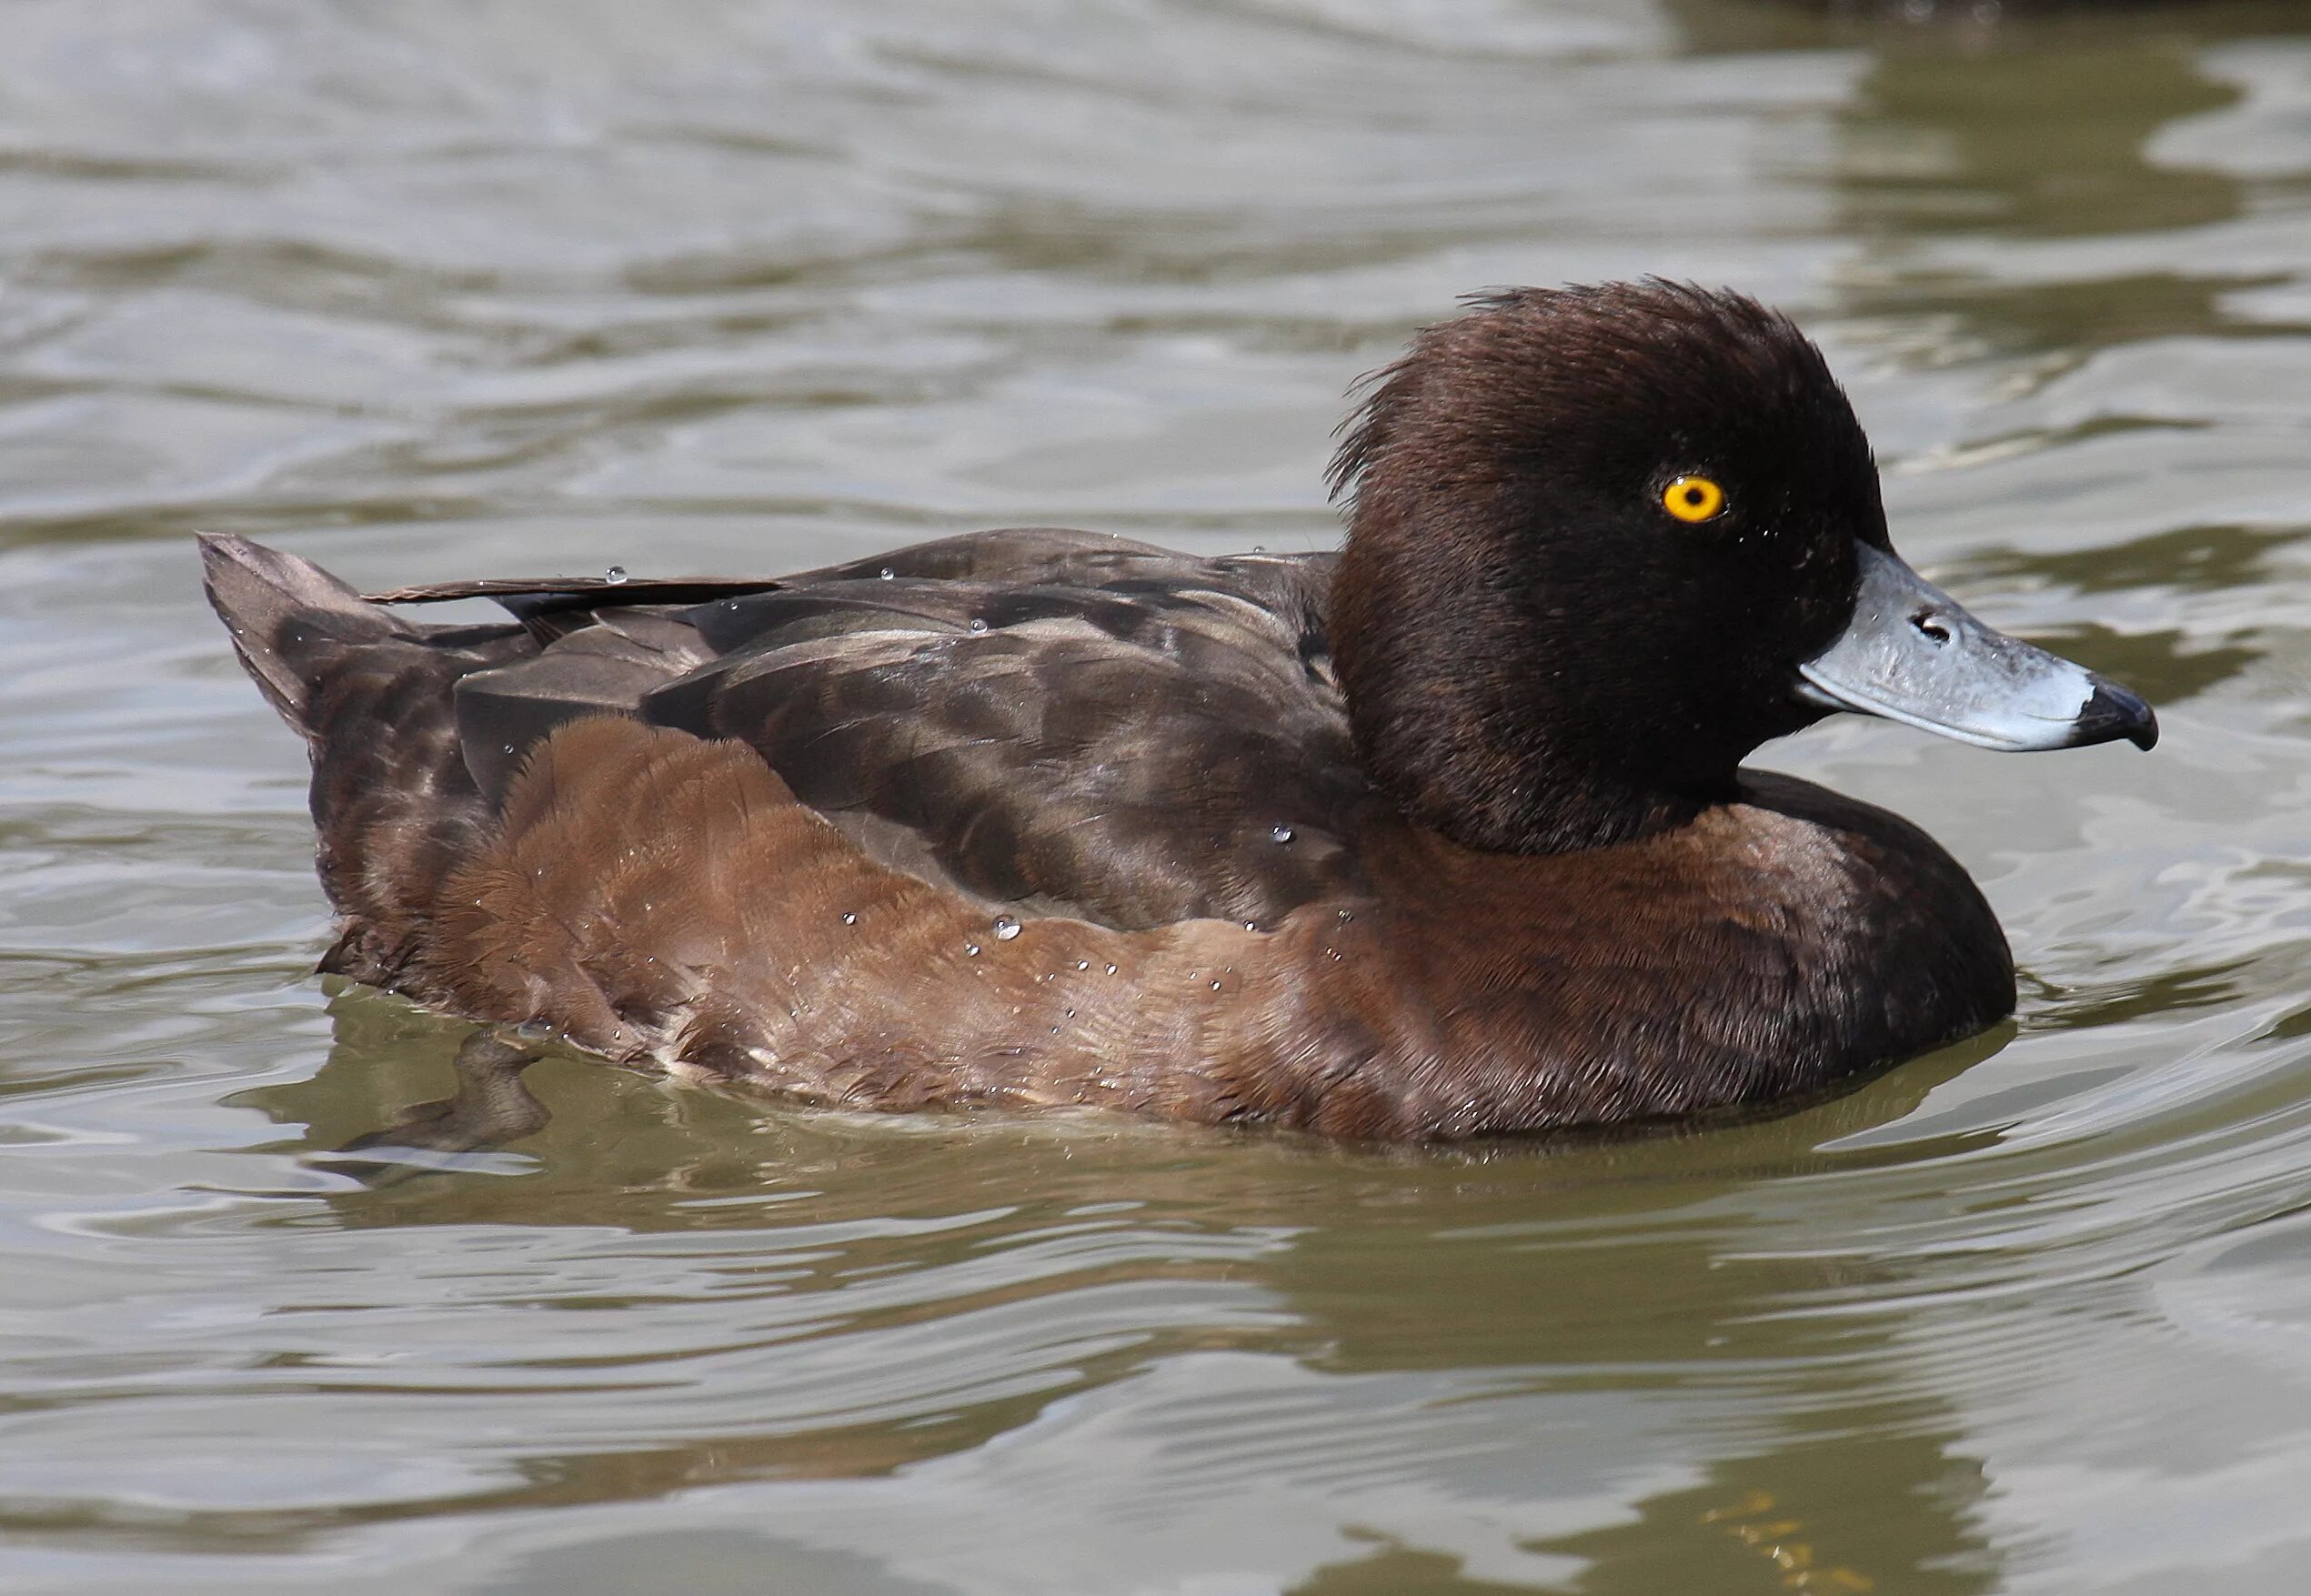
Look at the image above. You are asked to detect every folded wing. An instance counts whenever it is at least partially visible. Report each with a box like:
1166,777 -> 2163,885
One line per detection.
446,529 -> 1370,931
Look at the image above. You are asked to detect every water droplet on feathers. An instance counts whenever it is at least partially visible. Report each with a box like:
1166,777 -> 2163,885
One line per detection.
992,915 -> 1021,940
1271,825 -> 1293,844
604,565 -> 627,585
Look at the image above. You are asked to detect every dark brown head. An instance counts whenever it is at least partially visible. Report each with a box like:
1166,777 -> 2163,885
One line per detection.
1328,280 -> 2155,855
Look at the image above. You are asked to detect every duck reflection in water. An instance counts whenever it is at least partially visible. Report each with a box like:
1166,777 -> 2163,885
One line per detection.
248,989 -> 2019,1592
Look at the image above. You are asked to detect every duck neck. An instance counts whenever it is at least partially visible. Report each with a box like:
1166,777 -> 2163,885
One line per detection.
1329,507 -> 1734,858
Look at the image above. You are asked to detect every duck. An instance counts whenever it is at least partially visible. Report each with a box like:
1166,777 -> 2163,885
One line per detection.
202,280 -> 2155,1141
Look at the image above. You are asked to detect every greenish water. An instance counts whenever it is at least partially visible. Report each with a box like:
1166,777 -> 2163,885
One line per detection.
2,3 -> 2308,1591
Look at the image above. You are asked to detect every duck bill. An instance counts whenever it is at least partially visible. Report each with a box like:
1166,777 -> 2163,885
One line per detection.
1795,543 -> 2157,752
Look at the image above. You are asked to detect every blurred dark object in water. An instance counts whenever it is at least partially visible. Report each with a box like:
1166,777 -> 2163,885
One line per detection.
1820,0 -> 2223,17
327,1029 -> 549,1176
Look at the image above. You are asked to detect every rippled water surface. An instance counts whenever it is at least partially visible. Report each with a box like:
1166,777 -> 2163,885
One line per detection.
4,2 -> 2310,1591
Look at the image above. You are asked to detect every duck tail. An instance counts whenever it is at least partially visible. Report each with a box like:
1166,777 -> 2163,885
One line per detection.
198,533 -> 416,738
200,534 -> 506,990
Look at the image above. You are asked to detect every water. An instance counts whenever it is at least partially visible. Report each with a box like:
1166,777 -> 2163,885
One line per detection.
2,2 -> 2308,1591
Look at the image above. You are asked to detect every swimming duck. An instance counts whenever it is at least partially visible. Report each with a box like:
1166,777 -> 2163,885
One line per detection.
203,281 -> 2155,1141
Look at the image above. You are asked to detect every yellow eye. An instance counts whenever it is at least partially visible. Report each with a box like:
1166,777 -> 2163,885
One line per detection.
1662,475 -> 1726,524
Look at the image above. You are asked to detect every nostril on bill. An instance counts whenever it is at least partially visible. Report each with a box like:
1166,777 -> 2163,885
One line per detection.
1910,609 -> 1952,646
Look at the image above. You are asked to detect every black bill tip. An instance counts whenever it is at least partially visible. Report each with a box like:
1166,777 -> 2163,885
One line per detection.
2077,677 -> 2159,751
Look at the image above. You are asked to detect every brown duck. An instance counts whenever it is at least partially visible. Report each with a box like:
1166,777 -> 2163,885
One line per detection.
203,281 -> 2156,1141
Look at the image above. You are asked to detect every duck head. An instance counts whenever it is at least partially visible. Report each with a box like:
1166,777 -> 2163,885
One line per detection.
1329,280 -> 2155,856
